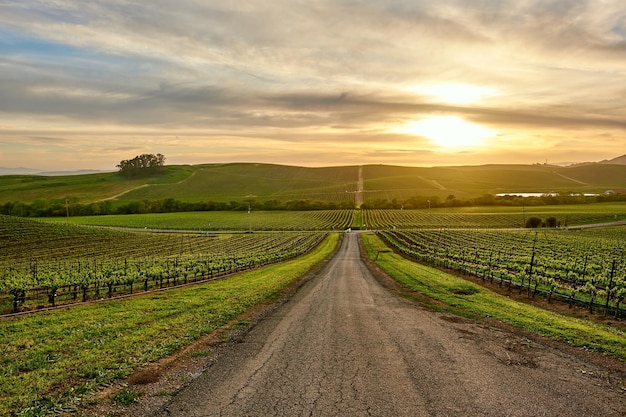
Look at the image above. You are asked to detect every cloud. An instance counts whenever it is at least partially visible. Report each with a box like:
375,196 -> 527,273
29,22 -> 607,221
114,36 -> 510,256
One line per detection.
0,0 -> 625,170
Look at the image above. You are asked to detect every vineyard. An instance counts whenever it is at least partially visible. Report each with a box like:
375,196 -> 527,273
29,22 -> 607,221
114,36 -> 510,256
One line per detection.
378,227 -> 626,318
363,207 -> 626,229
0,215 -> 327,315
37,204 -> 626,232
40,209 -> 354,231
4,203 -> 626,317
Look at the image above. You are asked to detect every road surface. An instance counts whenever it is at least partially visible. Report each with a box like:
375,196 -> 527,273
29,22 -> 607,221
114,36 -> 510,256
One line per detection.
157,232 -> 625,417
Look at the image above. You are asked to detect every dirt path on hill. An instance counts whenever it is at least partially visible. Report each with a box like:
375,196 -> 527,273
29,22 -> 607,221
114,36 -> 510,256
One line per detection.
133,232 -> 625,417
356,165 -> 364,208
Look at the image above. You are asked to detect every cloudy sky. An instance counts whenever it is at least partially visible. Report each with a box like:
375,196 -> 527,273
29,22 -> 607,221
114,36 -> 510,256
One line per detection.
1,0 -> 625,171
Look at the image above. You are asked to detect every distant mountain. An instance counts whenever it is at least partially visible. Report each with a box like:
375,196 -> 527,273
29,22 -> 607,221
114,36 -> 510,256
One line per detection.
600,155 -> 626,165
0,167 -> 114,176
37,169 -> 115,176
0,167 -> 42,175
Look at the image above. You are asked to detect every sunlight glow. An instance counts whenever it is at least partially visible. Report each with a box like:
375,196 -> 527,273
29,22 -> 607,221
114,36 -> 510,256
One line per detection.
410,83 -> 497,104
394,116 -> 496,148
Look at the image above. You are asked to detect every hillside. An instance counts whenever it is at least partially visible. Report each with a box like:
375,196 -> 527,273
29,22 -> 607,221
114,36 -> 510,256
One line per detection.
360,163 -> 626,202
601,154 -> 626,165
1,162 -> 626,206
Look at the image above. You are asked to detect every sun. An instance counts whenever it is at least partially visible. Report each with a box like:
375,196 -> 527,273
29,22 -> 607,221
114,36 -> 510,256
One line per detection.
394,116 -> 495,148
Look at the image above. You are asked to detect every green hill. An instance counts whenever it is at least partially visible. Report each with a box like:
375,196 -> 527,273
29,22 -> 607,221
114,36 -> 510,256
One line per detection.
117,163 -> 358,203
1,162 -> 625,206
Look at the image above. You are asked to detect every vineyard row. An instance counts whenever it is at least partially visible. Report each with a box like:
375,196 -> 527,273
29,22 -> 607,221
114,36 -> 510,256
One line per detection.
0,232 -> 326,315
378,229 -> 626,318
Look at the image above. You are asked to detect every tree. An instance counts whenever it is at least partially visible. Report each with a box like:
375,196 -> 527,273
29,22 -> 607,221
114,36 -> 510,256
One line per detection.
525,217 -> 542,228
117,153 -> 165,179
545,216 -> 558,228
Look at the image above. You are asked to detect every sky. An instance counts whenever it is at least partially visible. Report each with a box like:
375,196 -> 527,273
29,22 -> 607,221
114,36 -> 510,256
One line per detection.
1,0 -> 625,171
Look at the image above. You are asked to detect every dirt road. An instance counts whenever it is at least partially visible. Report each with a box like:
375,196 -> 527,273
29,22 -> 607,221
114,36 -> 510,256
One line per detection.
156,233 -> 625,416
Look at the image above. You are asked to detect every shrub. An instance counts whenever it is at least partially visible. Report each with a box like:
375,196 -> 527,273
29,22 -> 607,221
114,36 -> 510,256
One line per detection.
525,217 -> 542,228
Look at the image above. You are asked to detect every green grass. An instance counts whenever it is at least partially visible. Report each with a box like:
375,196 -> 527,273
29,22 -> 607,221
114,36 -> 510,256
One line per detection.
0,233 -> 339,416
361,232 -> 626,361
2,162 -> 626,205
0,172 -> 146,204
117,163 -> 358,203
362,164 -> 626,199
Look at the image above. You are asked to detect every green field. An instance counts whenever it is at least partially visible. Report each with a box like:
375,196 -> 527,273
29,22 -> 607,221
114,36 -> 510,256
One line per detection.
36,202 -> 626,230
38,210 -> 354,231
0,233 -> 339,416
2,205 -> 626,415
0,215 -> 329,314
2,162 -> 626,206
364,203 -> 626,229
0,163 -> 359,205
378,227 -> 626,317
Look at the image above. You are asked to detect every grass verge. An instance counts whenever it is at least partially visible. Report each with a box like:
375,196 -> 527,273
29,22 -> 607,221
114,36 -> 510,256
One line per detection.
361,232 -> 626,362
0,233 -> 339,417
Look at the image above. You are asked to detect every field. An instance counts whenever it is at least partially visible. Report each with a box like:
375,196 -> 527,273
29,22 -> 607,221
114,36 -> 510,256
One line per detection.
8,204 -> 626,317
378,227 -> 626,317
36,202 -> 626,230
0,232 -> 339,417
2,162 -> 626,205
2,202 -> 626,415
38,210 -> 354,231
361,163 -> 626,200
0,164 -> 359,205
0,215 -> 327,315
363,203 -> 626,229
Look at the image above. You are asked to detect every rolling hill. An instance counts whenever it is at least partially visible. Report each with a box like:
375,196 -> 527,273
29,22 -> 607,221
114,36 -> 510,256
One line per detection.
1,162 -> 625,206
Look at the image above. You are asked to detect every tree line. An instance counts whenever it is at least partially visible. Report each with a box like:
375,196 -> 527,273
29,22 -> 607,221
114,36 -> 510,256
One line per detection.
1,191 -> 624,218
0,197 -> 355,217
117,153 -> 165,179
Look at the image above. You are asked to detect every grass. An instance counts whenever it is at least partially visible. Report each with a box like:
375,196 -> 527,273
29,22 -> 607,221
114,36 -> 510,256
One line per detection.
2,162 -> 626,205
361,232 -> 626,361
116,163 -> 358,203
0,173 -> 148,204
111,388 -> 141,406
0,233 -> 339,416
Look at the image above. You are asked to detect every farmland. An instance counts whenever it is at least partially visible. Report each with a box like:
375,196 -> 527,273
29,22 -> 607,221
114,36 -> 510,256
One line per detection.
1,200 -> 626,415
39,209 -> 354,231
378,227 -> 626,317
8,203 -> 626,318
363,203 -> 626,229
35,202 -> 626,230
2,162 -> 626,207
0,215 -> 327,314
0,231 -> 339,417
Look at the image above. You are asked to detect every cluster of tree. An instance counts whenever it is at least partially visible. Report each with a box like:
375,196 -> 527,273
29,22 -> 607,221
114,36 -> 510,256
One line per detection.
117,153 -> 165,179
2,191 -> 625,218
114,198 -> 353,214
1,198 -> 355,218
525,216 -> 559,228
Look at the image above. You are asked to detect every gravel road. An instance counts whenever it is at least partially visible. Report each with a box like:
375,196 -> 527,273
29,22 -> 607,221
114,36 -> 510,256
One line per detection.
156,232 -> 625,417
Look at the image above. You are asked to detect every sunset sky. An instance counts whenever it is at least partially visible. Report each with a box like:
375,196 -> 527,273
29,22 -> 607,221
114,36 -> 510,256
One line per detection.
1,1 -> 625,171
